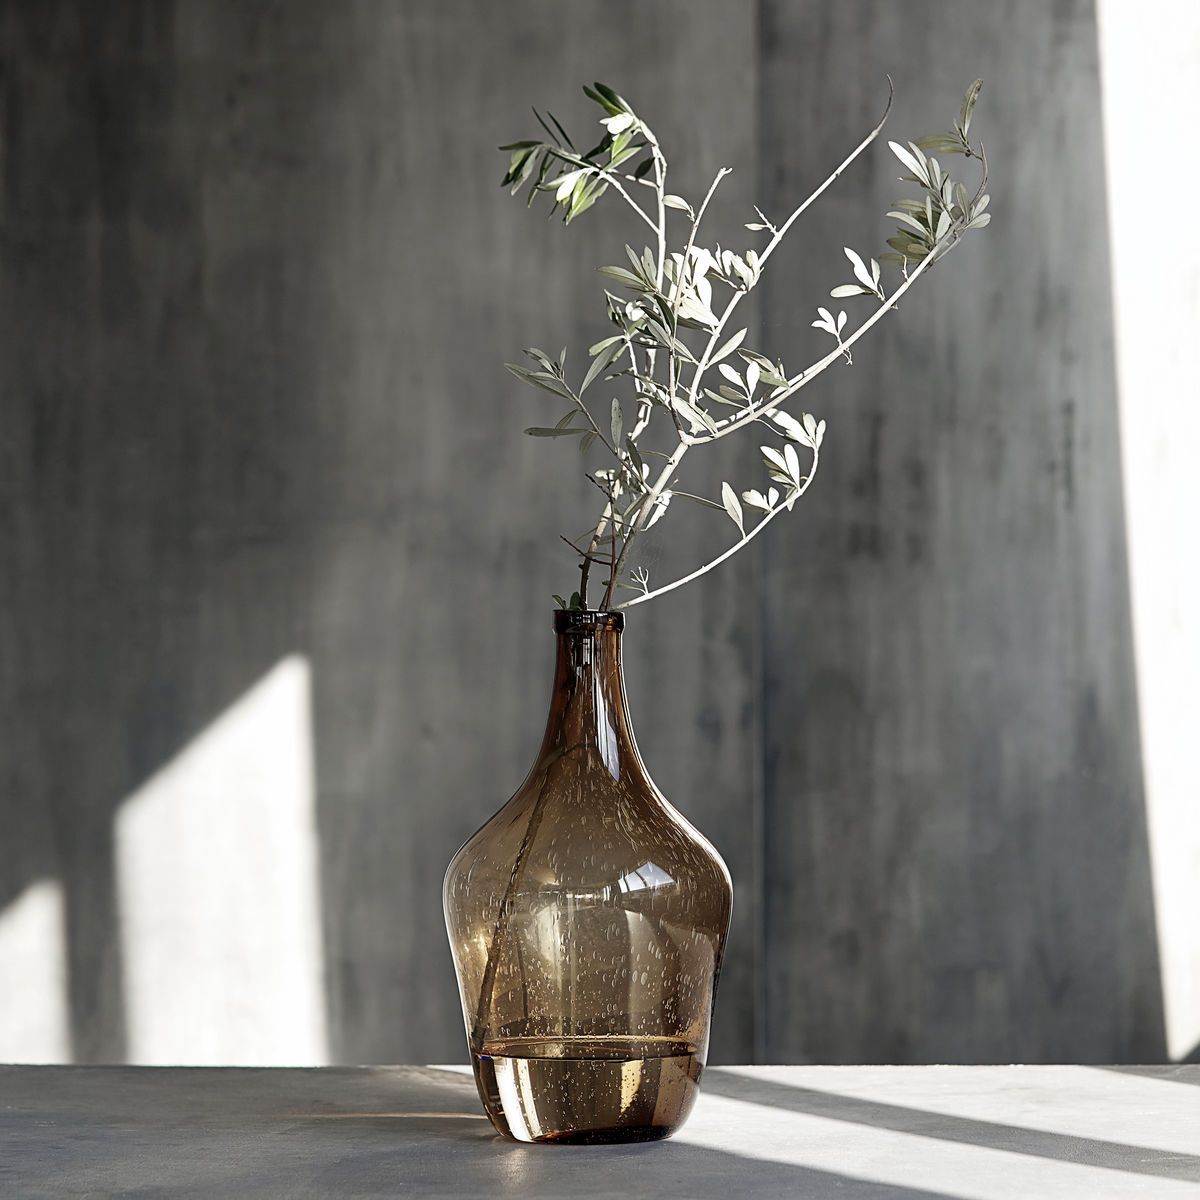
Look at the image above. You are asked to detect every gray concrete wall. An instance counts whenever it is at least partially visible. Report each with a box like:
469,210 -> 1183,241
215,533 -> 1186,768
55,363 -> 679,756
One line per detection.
759,0 -> 1162,1063
0,0 -> 1170,1064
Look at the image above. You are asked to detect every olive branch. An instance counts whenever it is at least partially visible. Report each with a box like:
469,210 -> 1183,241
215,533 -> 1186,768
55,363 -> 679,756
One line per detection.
502,79 -> 992,611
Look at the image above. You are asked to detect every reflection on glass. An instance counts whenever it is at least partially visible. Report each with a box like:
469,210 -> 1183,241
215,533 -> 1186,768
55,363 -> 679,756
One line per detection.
618,862 -> 675,895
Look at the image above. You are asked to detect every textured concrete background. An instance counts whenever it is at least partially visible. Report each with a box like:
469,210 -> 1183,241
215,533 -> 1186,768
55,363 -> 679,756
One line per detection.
759,0 -> 1159,1063
0,0 -> 1190,1066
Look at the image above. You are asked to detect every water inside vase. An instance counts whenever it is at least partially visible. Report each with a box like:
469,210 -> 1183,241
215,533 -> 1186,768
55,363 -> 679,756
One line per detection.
473,1034 -> 701,1144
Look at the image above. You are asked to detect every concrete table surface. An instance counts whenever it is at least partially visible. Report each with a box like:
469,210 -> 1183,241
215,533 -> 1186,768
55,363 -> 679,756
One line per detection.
0,1065 -> 1197,1199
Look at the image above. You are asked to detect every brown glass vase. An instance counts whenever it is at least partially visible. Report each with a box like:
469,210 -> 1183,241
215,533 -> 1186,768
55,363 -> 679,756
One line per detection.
443,609 -> 733,1143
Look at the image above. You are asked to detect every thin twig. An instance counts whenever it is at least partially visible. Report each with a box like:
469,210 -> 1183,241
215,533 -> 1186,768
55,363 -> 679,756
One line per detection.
664,167 -> 730,432
680,79 -> 895,416
692,246 -> 940,443
620,451 -> 819,608
760,78 -> 894,271
562,534 -> 612,564
601,80 -> 901,595
545,147 -> 659,233
608,487 -> 617,602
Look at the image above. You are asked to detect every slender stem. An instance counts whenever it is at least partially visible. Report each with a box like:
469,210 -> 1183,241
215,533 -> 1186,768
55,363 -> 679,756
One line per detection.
626,133 -> 667,478
694,244 -> 942,443
680,80 -> 895,415
568,390 -> 618,457
670,489 -> 723,510
648,134 -> 668,291
759,78 -> 894,272
578,554 -> 591,606
598,166 -> 727,606
599,171 -> 659,233
603,84 -> 897,599
603,439 -> 688,606
546,147 -> 659,233
583,501 -> 612,584
639,132 -> 667,404
665,168 -> 730,421
608,491 -> 617,599
563,534 -> 611,564
701,140 -> 984,443
681,169 -> 730,281
625,339 -> 654,441
594,130 -> 668,606
619,450 -> 819,608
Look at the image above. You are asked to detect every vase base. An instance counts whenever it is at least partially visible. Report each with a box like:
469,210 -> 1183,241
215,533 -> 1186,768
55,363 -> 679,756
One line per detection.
473,1036 -> 702,1144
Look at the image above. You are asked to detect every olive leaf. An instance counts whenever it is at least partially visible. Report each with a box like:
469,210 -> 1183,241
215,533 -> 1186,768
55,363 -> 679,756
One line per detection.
710,327 -> 748,364
581,339 -> 625,394
960,79 -> 983,134
721,482 -> 744,536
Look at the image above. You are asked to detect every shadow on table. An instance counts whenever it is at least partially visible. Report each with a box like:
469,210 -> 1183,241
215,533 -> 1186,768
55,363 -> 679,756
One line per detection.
19,1064 -> 958,1200
700,1069 -> 1200,1182
296,1126 -> 958,1200
384,1068 -> 955,1200
182,1144 -> 960,1200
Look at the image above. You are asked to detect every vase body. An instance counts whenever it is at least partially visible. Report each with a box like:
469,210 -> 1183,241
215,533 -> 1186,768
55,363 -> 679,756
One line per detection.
443,610 -> 732,1144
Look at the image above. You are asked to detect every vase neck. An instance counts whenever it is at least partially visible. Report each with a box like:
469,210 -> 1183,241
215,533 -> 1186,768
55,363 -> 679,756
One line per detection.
536,611 -> 641,781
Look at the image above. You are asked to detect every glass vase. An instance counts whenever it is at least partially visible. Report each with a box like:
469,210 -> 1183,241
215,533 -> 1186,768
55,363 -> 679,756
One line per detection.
443,609 -> 733,1144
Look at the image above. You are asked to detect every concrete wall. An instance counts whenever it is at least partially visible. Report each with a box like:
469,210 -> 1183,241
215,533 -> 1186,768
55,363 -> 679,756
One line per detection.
0,0 -> 1189,1065
759,0 -> 1161,1063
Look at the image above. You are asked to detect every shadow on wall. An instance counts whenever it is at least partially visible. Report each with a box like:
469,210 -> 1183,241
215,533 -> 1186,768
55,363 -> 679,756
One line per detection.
0,0 -> 1186,1065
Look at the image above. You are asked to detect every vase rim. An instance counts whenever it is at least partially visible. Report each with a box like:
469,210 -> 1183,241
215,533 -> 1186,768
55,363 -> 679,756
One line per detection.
552,609 -> 624,632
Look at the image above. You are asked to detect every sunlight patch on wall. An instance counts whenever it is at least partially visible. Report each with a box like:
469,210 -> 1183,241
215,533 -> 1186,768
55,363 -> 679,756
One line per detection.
1098,0 -> 1200,1061
0,879 -> 70,1062
116,655 -> 328,1065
